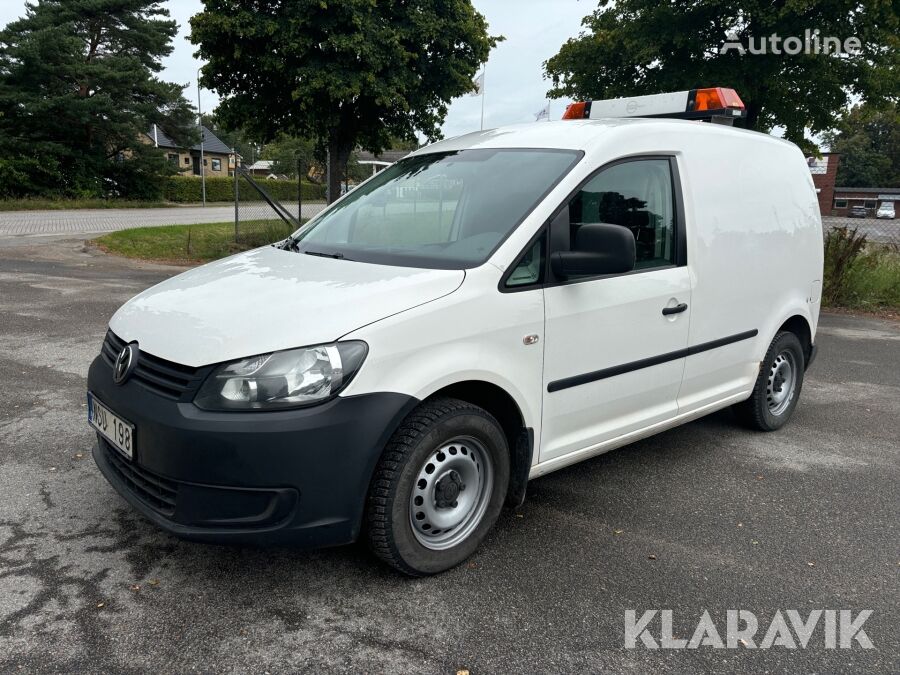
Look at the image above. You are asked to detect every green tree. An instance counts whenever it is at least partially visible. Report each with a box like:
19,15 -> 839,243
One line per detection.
261,135 -> 317,179
191,0 -> 499,202
823,103 -> 900,188
544,1 -> 899,150
0,0 -> 196,198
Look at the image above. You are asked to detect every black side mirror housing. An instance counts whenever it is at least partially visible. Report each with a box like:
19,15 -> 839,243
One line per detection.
550,222 -> 636,278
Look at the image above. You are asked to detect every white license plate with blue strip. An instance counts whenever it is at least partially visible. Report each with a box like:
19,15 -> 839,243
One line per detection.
87,392 -> 134,460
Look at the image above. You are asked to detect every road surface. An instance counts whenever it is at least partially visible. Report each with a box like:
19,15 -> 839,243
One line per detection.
0,203 -> 326,238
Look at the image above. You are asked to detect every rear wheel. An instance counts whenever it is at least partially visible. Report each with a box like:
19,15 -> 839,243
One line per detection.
734,331 -> 805,431
366,397 -> 510,576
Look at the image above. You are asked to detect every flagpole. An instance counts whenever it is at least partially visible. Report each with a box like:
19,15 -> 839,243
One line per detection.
480,62 -> 486,131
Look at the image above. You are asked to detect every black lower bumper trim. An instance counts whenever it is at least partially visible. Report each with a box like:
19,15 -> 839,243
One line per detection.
88,354 -> 418,547
94,440 -> 301,542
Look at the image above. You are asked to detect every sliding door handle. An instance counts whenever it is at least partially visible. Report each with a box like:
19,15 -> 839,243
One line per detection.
662,302 -> 688,316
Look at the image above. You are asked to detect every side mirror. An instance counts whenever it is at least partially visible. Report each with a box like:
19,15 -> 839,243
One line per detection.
550,222 -> 636,278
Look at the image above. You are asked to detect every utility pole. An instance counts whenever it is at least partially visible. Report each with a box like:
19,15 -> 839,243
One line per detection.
233,147 -> 239,241
297,157 -> 303,223
326,148 -> 331,204
480,61 -> 487,131
197,68 -> 206,207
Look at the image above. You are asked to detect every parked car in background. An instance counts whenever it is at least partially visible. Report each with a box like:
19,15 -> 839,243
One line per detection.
848,205 -> 868,218
876,202 -> 895,219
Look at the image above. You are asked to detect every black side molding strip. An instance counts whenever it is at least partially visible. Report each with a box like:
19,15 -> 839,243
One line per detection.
547,329 -> 759,393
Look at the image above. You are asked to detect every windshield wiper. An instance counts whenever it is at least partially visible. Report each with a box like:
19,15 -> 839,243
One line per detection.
303,249 -> 345,260
280,234 -> 299,251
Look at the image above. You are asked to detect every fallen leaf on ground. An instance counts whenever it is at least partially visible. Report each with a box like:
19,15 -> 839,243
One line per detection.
147,579 -> 160,586
613,529 -> 623,535
96,602 -> 105,608
648,554 -> 657,560
130,584 -> 141,592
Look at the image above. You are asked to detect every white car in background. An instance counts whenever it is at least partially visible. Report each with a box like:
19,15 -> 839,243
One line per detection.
876,202 -> 895,219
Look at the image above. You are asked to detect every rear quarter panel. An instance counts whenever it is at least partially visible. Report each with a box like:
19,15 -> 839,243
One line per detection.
677,128 -> 822,411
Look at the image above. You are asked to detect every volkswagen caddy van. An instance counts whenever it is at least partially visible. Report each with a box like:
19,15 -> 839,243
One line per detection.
88,89 -> 823,575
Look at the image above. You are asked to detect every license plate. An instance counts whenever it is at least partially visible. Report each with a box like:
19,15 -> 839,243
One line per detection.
87,392 -> 135,460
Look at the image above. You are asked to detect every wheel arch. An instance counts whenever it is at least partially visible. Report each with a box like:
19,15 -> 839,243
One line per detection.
421,380 -> 533,508
776,314 -> 814,368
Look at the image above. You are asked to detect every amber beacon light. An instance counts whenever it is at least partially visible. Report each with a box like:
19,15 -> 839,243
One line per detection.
562,88 -> 746,124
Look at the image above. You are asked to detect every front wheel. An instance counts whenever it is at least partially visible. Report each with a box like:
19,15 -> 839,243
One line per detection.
733,331 -> 805,431
366,397 -> 510,576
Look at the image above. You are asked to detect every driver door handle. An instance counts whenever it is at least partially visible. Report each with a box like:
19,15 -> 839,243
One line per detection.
662,302 -> 688,316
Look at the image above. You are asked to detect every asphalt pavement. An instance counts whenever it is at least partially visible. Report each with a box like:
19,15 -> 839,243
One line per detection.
0,239 -> 897,673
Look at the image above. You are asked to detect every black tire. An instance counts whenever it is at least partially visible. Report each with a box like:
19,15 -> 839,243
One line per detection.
366,397 -> 510,576
733,331 -> 805,431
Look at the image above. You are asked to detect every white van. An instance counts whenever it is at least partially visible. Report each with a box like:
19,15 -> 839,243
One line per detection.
88,90 -> 823,575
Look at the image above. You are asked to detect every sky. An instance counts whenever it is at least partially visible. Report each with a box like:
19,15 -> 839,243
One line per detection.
0,0 -> 593,140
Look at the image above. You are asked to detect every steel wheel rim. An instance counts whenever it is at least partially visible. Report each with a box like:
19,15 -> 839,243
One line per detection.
767,349 -> 797,416
409,436 -> 493,551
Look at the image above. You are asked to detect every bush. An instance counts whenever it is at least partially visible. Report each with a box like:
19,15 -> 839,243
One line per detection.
0,156 -> 64,198
838,246 -> 900,309
823,227 -> 900,309
163,175 -> 324,203
823,226 -> 867,305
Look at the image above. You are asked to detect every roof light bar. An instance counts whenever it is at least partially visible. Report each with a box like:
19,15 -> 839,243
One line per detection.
562,88 -> 746,123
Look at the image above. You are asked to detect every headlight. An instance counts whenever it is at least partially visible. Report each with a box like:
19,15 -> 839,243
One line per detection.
194,341 -> 367,411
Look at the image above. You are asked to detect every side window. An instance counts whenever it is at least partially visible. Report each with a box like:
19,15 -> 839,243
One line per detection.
568,159 -> 676,270
506,236 -> 544,288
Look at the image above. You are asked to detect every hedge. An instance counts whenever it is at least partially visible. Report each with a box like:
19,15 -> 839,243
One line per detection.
164,175 -> 325,203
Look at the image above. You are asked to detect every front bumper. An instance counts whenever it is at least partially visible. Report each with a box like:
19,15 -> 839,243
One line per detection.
88,354 -> 416,547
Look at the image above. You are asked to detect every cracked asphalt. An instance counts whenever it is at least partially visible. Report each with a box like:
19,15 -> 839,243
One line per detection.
0,239 -> 897,673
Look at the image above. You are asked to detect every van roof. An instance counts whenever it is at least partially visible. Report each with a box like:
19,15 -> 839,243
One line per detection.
412,118 -> 795,156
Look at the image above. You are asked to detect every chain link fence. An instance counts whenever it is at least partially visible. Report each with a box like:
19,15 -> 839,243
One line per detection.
823,215 -> 900,248
233,166 -> 326,246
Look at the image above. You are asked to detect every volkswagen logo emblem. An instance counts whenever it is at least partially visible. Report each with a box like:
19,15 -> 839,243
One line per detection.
113,343 -> 138,385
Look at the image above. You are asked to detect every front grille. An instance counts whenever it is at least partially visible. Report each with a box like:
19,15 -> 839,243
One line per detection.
101,330 -> 205,400
102,440 -> 178,517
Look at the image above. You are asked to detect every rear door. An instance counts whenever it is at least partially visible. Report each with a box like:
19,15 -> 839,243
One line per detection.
539,157 -> 691,463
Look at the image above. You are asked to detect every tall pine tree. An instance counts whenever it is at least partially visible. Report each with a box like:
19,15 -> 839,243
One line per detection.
0,0 -> 196,198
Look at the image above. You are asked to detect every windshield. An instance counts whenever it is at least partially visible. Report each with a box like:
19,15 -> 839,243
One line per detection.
292,148 -> 581,269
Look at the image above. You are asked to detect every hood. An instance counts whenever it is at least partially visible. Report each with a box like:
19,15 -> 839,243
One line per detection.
109,246 -> 464,367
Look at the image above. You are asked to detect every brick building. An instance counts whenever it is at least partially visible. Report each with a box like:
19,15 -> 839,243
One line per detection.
808,152 -> 840,216
831,187 -> 900,217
